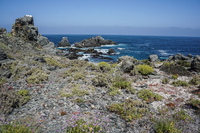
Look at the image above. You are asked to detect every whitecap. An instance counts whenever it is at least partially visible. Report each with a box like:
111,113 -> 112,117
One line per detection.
118,48 -> 125,50
158,50 -> 169,56
78,54 -> 91,60
95,49 -> 108,54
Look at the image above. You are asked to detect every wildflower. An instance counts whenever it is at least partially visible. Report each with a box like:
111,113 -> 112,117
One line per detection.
14,125 -> 16,127
82,129 -> 85,131
4,122 -> 7,124
79,125 -> 81,128
26,124 -> 28,126
32,130 -> 34,132
62,127 -> 65,129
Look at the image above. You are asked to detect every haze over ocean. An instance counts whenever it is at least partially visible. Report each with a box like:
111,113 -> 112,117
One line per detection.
1,0 -> 200,37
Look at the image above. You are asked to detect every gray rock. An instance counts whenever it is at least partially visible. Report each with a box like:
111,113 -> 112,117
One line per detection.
121,60 -> 133,72
74,36 -> 117,48
117,56 -> 135,63
58,37 -> 70,47
0,28 -> 7,35
0,52 -> 7,61
37,35 -> 49,46
15,15 -> 34,26
149,54 -> 160,62
191,55 -> 200,72
108,48 -> 115,54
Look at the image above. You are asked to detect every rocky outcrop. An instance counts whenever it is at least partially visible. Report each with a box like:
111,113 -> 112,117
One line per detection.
166,53 -> 192,62
107,48 -> 115,55
121,60 -> 134,73
11,15 -> 38,41
0,28 -> 7,38
191,55 -> 200,72
149,54 -> 160,62
58,37 -> 70,47
8,15 -> 59,55
74,36 -> 118,48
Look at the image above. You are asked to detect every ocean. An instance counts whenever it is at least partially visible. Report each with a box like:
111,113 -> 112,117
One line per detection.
44,35 -> 200,63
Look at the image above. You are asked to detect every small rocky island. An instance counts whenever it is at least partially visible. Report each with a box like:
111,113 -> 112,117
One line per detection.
0,15 -> 200,133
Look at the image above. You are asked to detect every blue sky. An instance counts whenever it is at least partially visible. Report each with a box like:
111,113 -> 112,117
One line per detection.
0,0 -> 200,36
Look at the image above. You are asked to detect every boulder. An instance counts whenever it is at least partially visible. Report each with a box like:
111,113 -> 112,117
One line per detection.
58,37 -> 70,47
37,35 -> 49,47
117,56 -> 138,65
0,28 -> 7,35
0,28 -> 7,38
66,52 -> 80,60
149,54 -> 160,62
74,36 -> 117,48
121,60 -> 134,72
191,55 -> 200,72
0,52 -> 7,61
107,48 -> 115,54
84,48 -> 97,53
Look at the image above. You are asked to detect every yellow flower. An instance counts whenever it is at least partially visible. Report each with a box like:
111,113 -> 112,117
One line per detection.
90,127 -> 93,131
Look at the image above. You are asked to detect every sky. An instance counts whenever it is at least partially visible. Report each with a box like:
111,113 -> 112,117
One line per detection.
0,0 -> 200,37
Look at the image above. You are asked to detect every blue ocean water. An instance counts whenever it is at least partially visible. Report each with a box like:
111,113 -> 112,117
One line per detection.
44,35 -> 200,63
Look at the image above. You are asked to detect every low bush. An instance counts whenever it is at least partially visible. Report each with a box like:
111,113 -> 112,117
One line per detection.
171,80 -> 189,87
177,60 -> 191,67
92,73 -> 113,87
0,89 -> 29,114
137,64 -> 154,75
137,89 -> 163,101
26,69 -> 48,84
97,62 -> 111,72
172,74 -> 178,80
107,99 -> 149,122
189,76 -> 200,85
162,78 -> 169,84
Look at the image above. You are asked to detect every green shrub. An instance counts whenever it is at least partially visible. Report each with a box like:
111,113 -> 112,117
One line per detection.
0,89 -> 29,114
172,74 -> 178,80
162,78 -> 169,84
189,76 -> 200,85
26,69 -> 48,84
137,64 -> 154,75
60,84 -> 89,98
155,119 -> 178,133
7,33 -> 13,38
44,57 -> 64,67
0,77 -> 6,86
111,63 -> 117,68
107,99 -> 149,122
92,73 -> 113,87
113,77 -> 131,89
18,89 -> 29,96
109,86 -> 121,96
190,99 -> 200,106
63,67 -> 79,77
73,72 -> 86,81
97,62 -> 111,72
171,80 -> 189,87
177,60 -> 191,67
141,59 -> 152,66
130,67 -> 139,76
137,89 -> 163,101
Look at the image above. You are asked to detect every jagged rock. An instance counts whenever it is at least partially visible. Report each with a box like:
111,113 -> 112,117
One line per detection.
74,36 -> 117,48
0,52 -> 7,61
108,48 -> 115,54
66,52 -> 80,60
121,60 -> 134,72
167,53 -> 191,62
58,37 -> 70,47
15,15 -> 34,26
160,63 -> 191,76
0,28 -> 7,36
117,56 -> 138,66
37,35 -> 49,47
11,15 -> 38,41
84,48 -> 97,53
149,54 -> 160,62
191,55 -> 200,72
